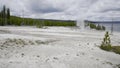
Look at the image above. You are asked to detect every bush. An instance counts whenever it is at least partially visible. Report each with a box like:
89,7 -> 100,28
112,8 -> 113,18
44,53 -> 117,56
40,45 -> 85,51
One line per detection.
89,23 -> 96,29
36,23 -> 43,28
100,44 -> 112,51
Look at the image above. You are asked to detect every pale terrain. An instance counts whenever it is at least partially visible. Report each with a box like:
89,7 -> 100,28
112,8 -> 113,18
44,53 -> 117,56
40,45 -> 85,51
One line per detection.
0,26 -> 120,68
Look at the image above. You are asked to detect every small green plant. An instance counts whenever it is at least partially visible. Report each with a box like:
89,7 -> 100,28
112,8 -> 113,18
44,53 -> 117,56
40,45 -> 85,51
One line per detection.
100,31 -> 112,51
36,22 -> 43,28
112,46 -> 120,54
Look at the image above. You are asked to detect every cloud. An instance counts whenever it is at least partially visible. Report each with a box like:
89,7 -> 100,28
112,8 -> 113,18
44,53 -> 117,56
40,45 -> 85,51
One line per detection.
24,0 -> 64,14
0,0 -> 120,21
86,0 -> 120,21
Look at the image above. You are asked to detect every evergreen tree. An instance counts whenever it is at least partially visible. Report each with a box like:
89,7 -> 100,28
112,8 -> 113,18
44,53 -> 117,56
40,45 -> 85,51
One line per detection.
96,24 -> 101,30
0,5 -> 6,25
100,31 -> 112,51
7,8 -> 10,19
102,25 -> 105,30
7,8 -> 10,25
3,5 -> 6,25
0,12 -> 1,18
3,5 -> 6,18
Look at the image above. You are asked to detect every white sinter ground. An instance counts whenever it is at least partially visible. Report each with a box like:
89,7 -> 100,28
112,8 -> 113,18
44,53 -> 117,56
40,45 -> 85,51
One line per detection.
0,26 -> 120,68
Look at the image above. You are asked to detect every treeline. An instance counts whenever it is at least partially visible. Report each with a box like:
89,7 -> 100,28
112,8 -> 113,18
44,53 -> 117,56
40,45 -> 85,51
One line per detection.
87,23 -> 106,30
9,16 -> 76,27
85,20 -> 106,30
0,5 -> 76,27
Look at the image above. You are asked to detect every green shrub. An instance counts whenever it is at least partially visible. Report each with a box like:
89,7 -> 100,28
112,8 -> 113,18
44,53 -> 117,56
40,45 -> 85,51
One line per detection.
89,23 -> 96,29
100,44 -> 112,51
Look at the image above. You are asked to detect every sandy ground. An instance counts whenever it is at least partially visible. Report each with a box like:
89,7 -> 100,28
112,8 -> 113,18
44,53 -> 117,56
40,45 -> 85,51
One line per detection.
0,26 -> 120,68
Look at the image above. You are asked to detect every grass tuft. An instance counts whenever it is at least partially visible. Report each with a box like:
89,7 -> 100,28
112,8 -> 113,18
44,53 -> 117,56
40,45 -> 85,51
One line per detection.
112,46 -> 120,54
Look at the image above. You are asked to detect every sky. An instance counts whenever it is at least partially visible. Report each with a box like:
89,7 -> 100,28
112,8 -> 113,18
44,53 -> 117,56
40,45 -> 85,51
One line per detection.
0,0 -> 120,21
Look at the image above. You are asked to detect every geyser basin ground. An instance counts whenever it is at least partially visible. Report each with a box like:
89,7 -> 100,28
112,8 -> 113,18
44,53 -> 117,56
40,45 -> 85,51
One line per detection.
0,26 -> 120,68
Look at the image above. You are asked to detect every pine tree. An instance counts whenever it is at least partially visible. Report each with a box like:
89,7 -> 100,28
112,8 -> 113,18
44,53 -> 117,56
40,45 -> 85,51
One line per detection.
96,24 -> 101,30
0,5 -> 6,25
100,31 -> 112,51
3,5 -> 6,25
7,8 -> 10,25
7,8 -> 10,19
0,12 -> 1,18
3,5 -> 6,18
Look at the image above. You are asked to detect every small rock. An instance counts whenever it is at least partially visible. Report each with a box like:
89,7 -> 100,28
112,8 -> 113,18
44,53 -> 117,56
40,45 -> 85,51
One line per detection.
87,43 -> 89,45
37,55 -> 40,58
53,57 -> 58,60
116,64 -> 120,68
91,48 -> 94,50
45,58 -> 49,62
106,61 -> 113,65
79,44 -> 81,46
94,43 -> 96,46
9,61 -> 13,63
96,58 -> 99,61
21,53 -> 24,57
81,52 -> 85,55
66,54 -> 69,55
76,54 -> 79,56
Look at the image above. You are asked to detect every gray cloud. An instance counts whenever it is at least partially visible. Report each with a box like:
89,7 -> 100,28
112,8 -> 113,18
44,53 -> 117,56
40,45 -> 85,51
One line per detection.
0,0 -> 120,21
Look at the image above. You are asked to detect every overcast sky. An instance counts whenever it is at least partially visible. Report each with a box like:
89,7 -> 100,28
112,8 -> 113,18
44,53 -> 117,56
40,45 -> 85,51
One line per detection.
0,0 -> 120,21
